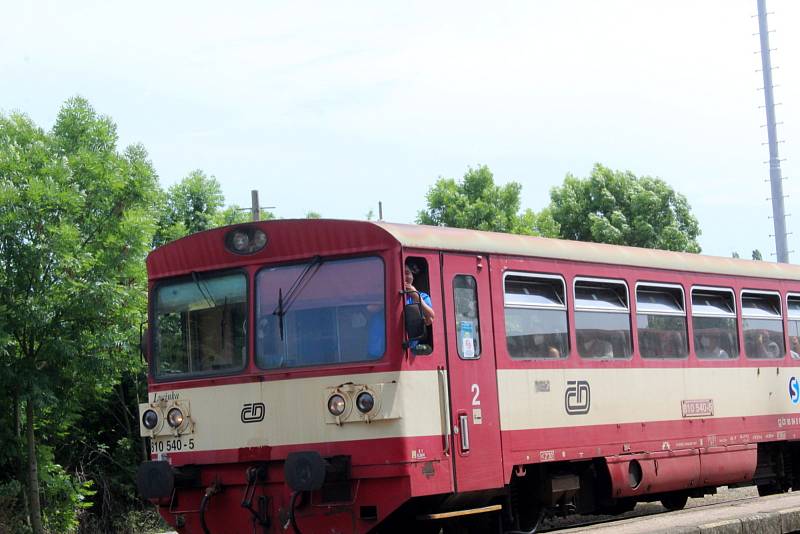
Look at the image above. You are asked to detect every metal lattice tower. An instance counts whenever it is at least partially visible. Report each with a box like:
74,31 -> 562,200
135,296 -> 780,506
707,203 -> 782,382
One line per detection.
756,0 -> 790,263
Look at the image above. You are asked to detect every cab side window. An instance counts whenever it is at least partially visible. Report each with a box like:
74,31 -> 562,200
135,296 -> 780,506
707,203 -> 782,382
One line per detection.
406,257 -> 433,351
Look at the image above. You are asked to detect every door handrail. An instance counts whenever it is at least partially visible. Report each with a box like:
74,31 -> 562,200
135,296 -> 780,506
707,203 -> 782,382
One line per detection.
437,365 -> 451,456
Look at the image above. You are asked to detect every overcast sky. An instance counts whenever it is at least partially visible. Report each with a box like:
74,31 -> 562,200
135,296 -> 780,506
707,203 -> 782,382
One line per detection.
3,1 -> 800,259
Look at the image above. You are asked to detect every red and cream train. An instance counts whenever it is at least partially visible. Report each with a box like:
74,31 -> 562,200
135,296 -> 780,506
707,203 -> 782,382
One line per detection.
137,219 -> 800,533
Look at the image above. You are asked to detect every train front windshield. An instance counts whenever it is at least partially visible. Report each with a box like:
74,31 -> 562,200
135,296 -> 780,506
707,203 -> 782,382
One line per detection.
255,256 -> 385,369
153,273 -> 247,378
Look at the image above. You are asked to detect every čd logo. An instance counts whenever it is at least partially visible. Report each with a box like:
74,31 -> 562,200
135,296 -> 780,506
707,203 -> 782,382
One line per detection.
565,380 -> 591,415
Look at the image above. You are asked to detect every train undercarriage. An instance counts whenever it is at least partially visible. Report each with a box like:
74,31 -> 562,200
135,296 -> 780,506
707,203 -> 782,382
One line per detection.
142,441 -> 800,533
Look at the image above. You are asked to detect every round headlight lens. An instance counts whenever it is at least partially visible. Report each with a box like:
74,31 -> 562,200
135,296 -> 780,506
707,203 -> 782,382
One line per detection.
252,230 -> 267,249
232,231 -> 249,251
142,409 -> 159,430
327,394 -> 346,416
356,392 -> 375,413
167,408 -> 184,428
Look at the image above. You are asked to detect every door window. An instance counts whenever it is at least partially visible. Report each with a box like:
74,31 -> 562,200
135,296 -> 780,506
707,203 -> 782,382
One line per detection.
453,275 -> 481,359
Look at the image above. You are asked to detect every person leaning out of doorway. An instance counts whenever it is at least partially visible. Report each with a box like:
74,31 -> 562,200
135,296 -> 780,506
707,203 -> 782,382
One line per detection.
404,263 -> 435,325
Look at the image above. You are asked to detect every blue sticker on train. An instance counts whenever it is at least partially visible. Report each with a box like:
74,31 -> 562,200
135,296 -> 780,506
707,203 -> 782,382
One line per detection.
789,377 -> 800,405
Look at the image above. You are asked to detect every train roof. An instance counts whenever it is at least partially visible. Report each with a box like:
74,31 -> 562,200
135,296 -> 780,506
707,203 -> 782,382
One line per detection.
147,219 -> 800,282
375,221 -> 800,282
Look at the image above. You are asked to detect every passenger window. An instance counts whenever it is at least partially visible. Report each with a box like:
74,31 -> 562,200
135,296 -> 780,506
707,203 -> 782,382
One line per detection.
691,288 -> 739,359
504,274 -> 568,359
788,296 -> 800,359
453,275 -> 480,359
636,285 -> 688,359
742,292 -> 784,359
575,279 -> 631,359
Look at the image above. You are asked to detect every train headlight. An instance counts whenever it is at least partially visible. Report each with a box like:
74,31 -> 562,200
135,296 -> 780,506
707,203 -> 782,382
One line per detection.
167,408 -> 184,428
327,394 -> 346,417
356,392 -> 375,413
231,231 -> 250,252
225,226 -> 268,255
142,409 -> 159,430
252,230 -> 267,249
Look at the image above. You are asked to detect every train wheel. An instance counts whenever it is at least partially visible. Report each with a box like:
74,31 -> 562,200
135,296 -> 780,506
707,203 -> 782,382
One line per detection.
757,483 -> 782,497
660,493 -> 688,511
603,498 -> 636,515
444,513 -> 500,534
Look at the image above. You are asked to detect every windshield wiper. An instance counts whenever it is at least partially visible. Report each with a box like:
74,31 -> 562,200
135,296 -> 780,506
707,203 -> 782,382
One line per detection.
192,271 -> 216,308
275,288 -> 284,341
273,256 -> 323,340
219,296 -> 228,354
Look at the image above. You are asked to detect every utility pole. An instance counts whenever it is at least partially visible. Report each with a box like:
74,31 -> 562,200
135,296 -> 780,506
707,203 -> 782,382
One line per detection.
248,190 -> 275,222
756,0 -> 790,263
251,190 -> 260,222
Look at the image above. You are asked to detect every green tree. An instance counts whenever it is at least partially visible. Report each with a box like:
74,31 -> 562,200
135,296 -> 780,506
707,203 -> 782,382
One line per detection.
153,170 -> 224,246
752,249 -> 763,261
547,164 -> 701,252
155,176 -> 278,244
212,205 -> 275,227
0,98 -> 159,533
305,211 -> 321,219
417,165 -> 555,236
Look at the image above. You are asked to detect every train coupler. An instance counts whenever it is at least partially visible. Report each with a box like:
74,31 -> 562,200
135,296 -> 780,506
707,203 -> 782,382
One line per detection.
242,464 -> 271,530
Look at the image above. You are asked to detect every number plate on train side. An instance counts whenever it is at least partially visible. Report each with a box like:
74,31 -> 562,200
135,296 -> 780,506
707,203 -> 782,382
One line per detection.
151,437 -> 195,453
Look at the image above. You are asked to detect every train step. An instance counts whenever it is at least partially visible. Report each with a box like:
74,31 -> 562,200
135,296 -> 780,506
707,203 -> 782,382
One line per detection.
417,504 -> 503,521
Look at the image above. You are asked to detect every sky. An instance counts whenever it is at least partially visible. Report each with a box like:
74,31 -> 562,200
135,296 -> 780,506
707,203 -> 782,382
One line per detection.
3,1 -> 800,260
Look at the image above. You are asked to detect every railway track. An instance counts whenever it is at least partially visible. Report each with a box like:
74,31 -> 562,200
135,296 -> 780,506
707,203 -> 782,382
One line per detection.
538,486 -> 759,532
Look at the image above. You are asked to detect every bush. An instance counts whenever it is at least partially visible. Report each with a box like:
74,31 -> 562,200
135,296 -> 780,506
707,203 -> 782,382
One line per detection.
0,480 -> 31,534
78,506 -> 168,534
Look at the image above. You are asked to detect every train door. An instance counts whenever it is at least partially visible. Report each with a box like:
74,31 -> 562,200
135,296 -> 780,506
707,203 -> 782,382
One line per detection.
442,253 -> 505,492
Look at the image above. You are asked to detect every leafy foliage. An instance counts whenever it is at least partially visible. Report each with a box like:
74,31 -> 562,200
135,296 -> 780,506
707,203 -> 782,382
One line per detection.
38,447 -> 95,533
153,171 -> 278,245
153,170 -> 224,246
0,97 -> 159,533
0,479 -> 28,534
417,165 -> 555,236
547,164 -> 701,252
0,97 -> 300,533
416,163 -> 700,254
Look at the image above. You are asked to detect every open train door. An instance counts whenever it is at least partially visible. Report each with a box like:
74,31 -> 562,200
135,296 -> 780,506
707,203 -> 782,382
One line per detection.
441,253 -> 505,492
